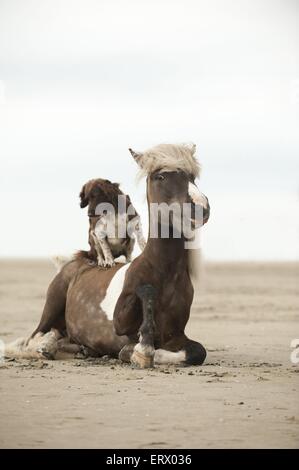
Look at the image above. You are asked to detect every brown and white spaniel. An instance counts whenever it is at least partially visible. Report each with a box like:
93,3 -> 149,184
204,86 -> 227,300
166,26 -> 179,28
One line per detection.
78,178 -> 146,267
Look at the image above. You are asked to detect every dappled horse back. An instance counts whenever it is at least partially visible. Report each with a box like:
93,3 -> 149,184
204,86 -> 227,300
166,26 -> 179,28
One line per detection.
65,263 -> 129,357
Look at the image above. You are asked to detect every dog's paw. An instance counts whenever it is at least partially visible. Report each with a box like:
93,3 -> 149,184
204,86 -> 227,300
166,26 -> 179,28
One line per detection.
104,258 -> 115,268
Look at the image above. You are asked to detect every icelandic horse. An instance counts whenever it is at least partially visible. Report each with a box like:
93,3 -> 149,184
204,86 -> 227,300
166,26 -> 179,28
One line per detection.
6,144 -> 210,367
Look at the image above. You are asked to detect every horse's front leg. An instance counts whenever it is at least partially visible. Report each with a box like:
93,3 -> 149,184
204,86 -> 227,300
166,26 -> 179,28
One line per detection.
118,336 -> 138,363
130,284 -> 156,368
114,284 -> 156,368
154,336 -> 206,366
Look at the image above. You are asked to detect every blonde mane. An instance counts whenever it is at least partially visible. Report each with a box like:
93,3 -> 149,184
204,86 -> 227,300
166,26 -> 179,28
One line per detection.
136,143 -> 200,178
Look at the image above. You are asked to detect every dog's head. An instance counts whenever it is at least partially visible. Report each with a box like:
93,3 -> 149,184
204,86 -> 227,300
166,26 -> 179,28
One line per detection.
79,179 -> 122,217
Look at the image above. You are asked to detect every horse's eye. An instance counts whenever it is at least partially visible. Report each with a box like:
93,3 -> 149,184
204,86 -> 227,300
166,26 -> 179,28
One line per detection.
155,174 -> 165,181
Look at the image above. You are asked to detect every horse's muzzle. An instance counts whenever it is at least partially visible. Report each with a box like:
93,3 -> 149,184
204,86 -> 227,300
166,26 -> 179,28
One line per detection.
202,197 -> 210,225
190,196 -> 210,229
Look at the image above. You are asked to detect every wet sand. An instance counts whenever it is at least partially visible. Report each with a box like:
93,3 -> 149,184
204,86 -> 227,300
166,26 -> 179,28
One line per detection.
0,259 -> 298,449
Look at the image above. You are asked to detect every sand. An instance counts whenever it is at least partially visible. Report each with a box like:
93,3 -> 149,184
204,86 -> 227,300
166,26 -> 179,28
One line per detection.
0,259 -> 298,449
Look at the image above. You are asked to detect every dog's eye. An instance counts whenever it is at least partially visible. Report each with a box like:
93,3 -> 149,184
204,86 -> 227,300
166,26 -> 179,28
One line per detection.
155,174 -> 165,181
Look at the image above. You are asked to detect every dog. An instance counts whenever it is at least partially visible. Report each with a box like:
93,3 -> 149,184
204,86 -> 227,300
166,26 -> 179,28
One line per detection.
77,178 -> 146,267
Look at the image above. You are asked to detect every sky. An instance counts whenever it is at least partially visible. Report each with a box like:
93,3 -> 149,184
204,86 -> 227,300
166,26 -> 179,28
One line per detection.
0,0 -> 298,260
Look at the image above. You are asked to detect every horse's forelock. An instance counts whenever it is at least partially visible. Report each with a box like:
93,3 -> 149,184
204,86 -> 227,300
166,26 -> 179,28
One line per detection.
134,143 -> 200,179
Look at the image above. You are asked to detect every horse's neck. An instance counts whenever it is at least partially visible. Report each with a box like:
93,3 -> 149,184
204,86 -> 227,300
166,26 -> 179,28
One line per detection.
145,237 -> 188,271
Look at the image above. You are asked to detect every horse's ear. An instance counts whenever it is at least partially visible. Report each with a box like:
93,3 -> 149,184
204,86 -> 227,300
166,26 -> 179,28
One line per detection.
79,184 -> 89,208
129,148 -> 143,167
184,142 -> 196,155
113,182 -> 120,189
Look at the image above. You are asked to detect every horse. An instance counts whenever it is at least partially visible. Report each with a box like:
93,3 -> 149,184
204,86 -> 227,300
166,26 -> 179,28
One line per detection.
6,143 -> 210,368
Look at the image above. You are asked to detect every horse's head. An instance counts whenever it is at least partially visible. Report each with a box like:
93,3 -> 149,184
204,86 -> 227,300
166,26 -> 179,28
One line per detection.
129,144 -> 210,238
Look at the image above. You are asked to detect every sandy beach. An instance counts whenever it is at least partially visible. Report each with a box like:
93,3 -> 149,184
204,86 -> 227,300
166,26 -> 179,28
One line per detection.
0,259 -> 298,449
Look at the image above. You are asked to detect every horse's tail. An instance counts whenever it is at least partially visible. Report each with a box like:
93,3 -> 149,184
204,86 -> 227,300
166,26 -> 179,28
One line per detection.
74,250 -> 89,260
3,336 -> 42,359
3,330 -> 61,360
51,255 -> 72,273
51,252 -> 94,273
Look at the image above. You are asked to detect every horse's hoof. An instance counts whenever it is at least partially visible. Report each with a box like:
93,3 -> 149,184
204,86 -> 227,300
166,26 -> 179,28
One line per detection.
77,345 -> 90,358
37,348 -> 55,360
119,344 -> 135,363
131,349 -> 154,369
35,331 -> 59,360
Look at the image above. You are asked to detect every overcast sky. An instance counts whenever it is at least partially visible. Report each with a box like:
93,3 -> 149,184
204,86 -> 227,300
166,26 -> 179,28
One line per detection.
0,0 -> 298,260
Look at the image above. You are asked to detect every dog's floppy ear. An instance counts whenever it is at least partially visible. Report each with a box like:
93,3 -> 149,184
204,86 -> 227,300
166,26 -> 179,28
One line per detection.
79,184 -> 89,208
